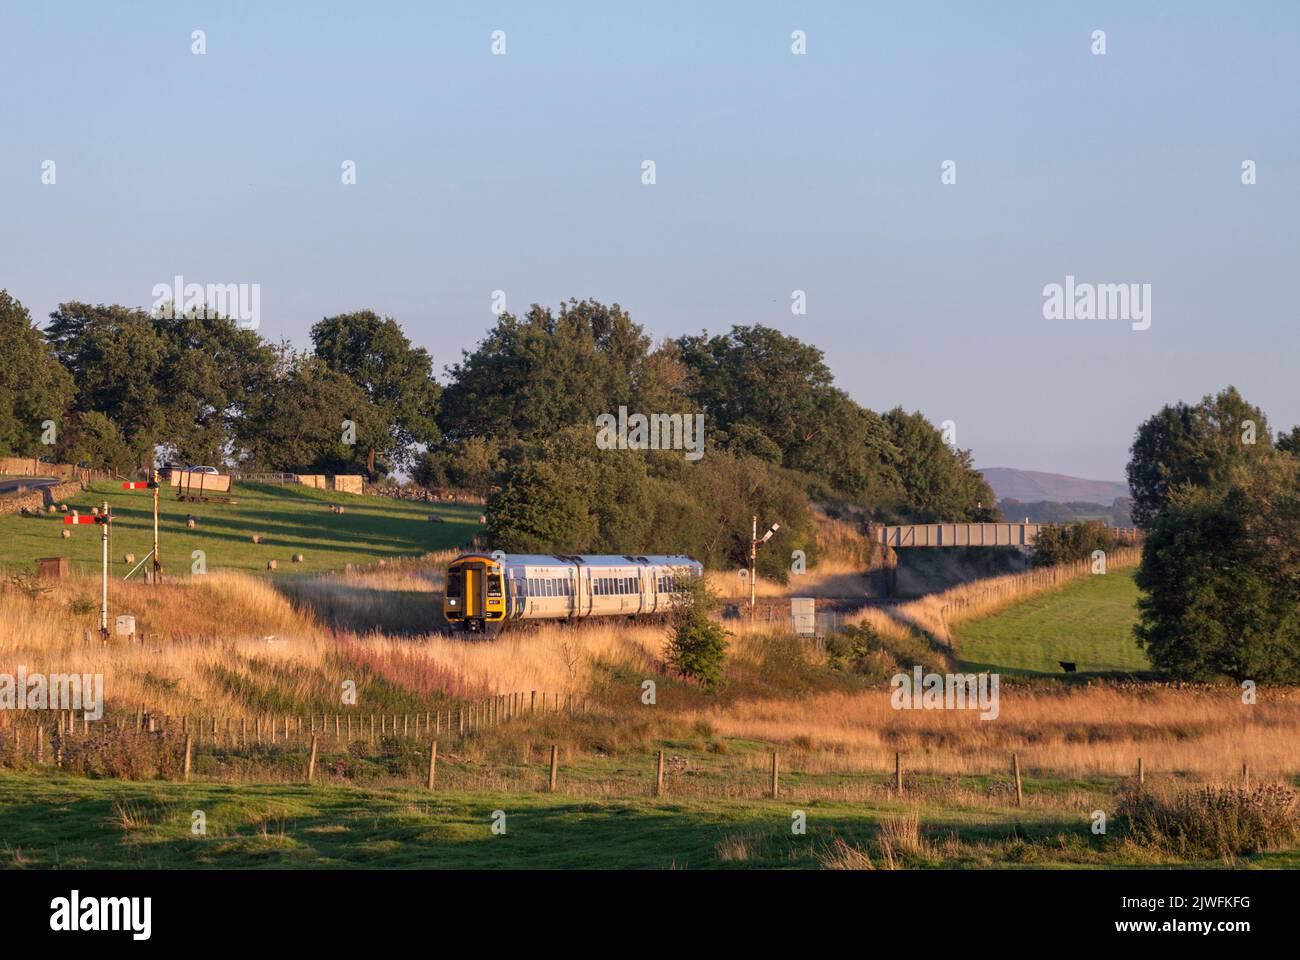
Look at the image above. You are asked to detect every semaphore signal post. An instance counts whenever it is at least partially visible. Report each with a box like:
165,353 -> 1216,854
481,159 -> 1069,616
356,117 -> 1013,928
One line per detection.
122,470 -> 162,584
64,501 -> 112,640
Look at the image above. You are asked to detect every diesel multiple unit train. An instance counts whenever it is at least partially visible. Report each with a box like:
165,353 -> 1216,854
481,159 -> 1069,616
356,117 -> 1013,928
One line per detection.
443,552 -> 704,635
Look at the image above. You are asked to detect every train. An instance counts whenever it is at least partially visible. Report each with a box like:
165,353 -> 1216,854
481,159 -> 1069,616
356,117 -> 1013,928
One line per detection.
443,552 -> 704,635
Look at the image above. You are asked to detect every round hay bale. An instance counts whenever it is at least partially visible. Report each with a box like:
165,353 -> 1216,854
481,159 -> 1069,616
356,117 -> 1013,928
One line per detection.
291,553 -> 304,563
61,529 -> 71,539
266,559 -> 278,571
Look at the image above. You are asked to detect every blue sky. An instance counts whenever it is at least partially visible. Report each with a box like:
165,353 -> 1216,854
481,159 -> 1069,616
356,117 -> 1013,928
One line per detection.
4,1 -> 1297,482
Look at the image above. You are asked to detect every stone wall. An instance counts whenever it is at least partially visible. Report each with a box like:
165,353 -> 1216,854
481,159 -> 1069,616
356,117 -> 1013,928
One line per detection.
0,458 -> 77,479
0,480 -> 84,517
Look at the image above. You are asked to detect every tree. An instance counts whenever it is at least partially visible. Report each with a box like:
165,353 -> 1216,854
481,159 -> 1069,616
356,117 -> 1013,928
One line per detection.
1134,458 -> 1300,682
413,436 -> 503,496
54,411 -> 134,472
440,299 -> 663,444
152,310 -> 276,465
486,454 -> 596,552
665,573 -> 730,690
1277,425 -> 1300,457
234,349 -> 388,474
311,311 -> 441,474
1127,386 -> 1274,530
0,292 -> 75,456
883,408 -> 997,521
45,302 -> 170,466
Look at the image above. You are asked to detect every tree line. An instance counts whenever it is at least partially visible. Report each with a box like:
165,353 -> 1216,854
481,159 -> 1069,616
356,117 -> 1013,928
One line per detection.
1,290 -> 995,574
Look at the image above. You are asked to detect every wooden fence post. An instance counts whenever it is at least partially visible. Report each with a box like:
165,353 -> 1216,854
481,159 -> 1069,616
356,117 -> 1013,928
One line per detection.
894,751 -> 903,795
183,733 -> 193,782
427,741 -> 438,791
770,751 -> 779,799
1012,753 -> 1023,807
1242,761 -> 1250,789
1138,756 -> 1145,785
548,745 -> 559,792
654,750 -> 665,797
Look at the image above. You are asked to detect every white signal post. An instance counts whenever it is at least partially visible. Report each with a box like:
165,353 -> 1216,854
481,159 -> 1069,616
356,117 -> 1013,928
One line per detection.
749,515 -> 780,621
66,503 -> 112,636
101,502 -> 109,633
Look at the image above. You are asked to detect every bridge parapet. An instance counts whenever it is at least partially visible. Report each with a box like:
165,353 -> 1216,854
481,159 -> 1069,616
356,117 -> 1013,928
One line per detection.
875,522 -> 1143,548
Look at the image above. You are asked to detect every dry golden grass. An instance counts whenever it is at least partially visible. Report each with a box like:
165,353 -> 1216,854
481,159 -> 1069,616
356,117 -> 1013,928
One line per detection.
688,684 -> 1300,779
6,549 -> 1298,790
0,561 -> 672,718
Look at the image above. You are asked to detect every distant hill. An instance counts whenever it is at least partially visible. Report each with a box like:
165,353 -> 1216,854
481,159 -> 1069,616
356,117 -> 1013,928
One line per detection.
980,468 -> 1129,504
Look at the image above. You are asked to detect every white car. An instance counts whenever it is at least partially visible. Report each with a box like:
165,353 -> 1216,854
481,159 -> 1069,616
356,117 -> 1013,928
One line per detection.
186,466 -> 220,475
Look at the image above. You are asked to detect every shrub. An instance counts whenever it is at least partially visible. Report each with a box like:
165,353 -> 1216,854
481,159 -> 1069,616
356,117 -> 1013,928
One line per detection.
1119,782 -> 1300,859
1029,520 -> 1118,567
665,574 -> 730,690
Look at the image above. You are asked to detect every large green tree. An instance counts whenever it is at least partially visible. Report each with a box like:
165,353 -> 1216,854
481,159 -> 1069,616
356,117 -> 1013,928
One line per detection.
1127,385 -> 1275,530
1134,457 -> 1300,681
0,291 -> 75,456
311,311 -> 441,474
882,408 -> 997,522
234,349 -> 389,474
441,299 -> 670,444
46,302 -> 276,468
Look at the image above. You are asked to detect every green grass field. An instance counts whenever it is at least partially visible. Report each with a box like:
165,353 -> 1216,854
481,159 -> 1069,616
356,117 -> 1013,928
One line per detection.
0,481 -> 482,578
955,570 -> 1150,676
3,770 -> 1292,870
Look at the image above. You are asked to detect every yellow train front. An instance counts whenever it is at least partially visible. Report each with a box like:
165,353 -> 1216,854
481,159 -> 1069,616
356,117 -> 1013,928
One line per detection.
443,552 -> 703,636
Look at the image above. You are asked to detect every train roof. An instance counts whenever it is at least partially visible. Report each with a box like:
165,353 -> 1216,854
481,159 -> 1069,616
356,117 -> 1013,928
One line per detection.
453,553 -> 701,568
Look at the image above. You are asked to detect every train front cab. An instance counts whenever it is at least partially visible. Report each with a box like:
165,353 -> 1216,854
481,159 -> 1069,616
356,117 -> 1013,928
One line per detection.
444,555 -> 506,634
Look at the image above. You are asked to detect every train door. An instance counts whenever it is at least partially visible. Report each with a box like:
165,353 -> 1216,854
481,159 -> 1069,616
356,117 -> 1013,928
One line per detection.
465,566 -> 485,621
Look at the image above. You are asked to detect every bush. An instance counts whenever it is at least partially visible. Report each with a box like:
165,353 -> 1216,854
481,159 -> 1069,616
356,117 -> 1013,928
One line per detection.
1029,520 -> 1118,567
665,574 -> 729,690
1119,782 -> 1300,859
825,623 -> 882,673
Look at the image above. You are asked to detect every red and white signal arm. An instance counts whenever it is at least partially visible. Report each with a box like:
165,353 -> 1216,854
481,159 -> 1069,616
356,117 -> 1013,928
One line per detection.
64,515 -> 109,525
122,481 -> 159,489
